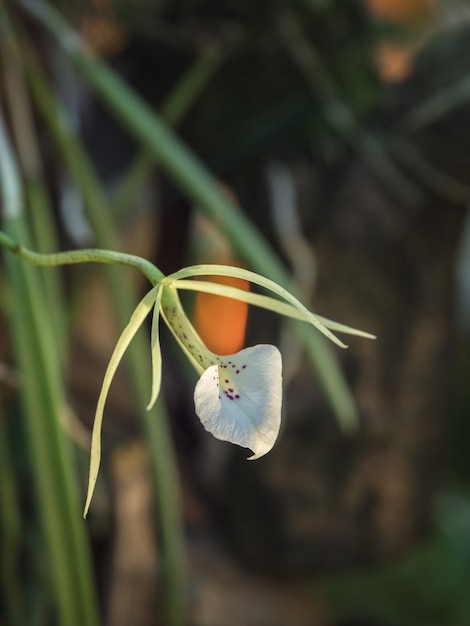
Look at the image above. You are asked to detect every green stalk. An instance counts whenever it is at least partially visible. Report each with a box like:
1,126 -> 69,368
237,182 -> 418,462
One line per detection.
0,229 -> 162,283
0,109 -> 99,626
22,40 -> 186,625
25,179 -> 69,350
19,0 -> 358,429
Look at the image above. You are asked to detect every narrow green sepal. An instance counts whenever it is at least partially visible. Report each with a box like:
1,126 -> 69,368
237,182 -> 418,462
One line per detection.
147,285 -> 164,411
165,265 -> 347,347
83,285 -> 159,517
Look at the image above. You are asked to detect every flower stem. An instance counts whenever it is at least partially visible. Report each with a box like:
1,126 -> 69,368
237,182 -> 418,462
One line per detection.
161,286 -> 212,374
0,229 -> 163,284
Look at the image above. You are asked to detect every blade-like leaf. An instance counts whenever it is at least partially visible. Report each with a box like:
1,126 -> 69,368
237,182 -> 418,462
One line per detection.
83,286 -> 159,517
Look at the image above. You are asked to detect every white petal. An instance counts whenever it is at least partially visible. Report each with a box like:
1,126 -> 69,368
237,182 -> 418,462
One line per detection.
194,344 -> 282,459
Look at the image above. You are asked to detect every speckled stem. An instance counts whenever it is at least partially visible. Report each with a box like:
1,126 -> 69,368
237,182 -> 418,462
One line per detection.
160,285 -> 250,405
160,285 -> 215,374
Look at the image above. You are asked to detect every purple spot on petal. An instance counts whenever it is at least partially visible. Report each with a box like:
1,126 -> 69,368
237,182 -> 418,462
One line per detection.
235,394 -> 240,399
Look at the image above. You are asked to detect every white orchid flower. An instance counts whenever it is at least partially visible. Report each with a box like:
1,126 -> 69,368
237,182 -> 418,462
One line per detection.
84,264 -> 374,516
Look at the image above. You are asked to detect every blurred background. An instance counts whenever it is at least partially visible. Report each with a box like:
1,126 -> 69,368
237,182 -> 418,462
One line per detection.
2,0 -> 470,624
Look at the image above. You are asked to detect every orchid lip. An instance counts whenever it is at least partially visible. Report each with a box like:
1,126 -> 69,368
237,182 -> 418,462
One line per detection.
194,344 -> 283,460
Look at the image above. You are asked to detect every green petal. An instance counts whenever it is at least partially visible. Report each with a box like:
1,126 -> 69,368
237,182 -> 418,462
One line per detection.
171,279 -> 375,339
164,265 -> 347,347
83,285 -> 159,518
147,285 -> 164,411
